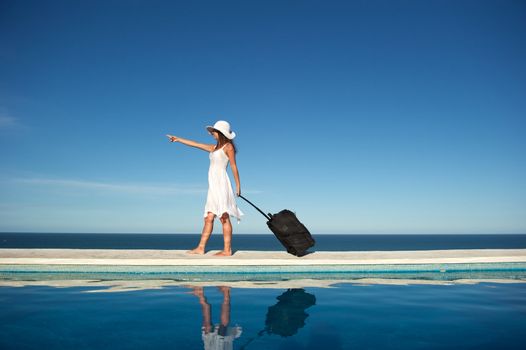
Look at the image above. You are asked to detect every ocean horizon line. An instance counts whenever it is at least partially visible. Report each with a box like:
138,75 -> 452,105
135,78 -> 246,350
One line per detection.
2,232 -> 526,235
2,232 -> 526,251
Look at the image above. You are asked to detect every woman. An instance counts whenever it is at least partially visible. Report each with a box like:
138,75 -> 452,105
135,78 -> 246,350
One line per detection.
166,120 -> 244,256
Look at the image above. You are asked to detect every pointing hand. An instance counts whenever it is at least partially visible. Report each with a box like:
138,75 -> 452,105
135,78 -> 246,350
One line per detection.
166,134 -> 178,142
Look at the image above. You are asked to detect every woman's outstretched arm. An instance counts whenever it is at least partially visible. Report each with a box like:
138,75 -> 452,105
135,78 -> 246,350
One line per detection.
166,134 -> 214,152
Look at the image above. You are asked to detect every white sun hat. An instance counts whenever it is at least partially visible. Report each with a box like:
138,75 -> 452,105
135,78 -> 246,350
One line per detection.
206,120 -> 236,139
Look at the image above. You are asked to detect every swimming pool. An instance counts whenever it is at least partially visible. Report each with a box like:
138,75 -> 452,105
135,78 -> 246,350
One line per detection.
1,279 -> 525,349
2,261 -> 526,282
2,259 -> 526,349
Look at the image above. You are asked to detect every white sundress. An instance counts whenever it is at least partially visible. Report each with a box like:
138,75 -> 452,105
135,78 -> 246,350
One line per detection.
204,144 -> 244,222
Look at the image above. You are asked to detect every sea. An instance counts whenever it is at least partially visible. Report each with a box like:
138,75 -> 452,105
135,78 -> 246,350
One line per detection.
1,232 -> 526,251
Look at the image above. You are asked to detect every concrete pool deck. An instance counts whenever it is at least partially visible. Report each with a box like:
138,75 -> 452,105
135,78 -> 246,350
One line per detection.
1,248 -> 526,266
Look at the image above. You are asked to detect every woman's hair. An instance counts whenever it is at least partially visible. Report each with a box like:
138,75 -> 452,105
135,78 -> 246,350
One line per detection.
214,129 -> 237,154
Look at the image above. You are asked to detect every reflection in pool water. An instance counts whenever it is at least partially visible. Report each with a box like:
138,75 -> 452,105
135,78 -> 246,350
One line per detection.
190,286 -> 242,350
239,288 -> 316,349
188,286 -> 316,350
261,289 -> 316,337
0,281 -> 525,349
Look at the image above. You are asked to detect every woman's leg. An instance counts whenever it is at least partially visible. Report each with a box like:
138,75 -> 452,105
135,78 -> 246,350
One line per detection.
214,213 -> 232,256
188,212 -> 215,254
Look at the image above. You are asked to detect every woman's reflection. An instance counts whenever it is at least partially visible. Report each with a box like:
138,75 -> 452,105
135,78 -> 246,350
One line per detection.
189,286 -> 242,350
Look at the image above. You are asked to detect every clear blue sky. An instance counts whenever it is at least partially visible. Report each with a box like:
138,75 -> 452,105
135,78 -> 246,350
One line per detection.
1,0 -> 525,234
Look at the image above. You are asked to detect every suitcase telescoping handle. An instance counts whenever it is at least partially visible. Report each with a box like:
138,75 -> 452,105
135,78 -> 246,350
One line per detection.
238,195 -> 272,221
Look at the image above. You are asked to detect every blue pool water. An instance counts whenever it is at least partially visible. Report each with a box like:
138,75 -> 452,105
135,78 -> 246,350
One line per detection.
2,233 -> 526,348
1,281 -> 525,349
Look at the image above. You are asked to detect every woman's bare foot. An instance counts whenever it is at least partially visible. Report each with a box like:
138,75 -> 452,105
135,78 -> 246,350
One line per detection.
187,247 -> 205,255
213,250 -> 232,257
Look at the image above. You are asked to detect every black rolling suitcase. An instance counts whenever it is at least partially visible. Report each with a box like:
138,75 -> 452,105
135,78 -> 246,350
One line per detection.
239,195 -> 315,257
